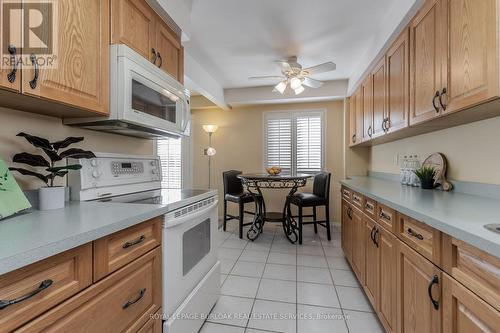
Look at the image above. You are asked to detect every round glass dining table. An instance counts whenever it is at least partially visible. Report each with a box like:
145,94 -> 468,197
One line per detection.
237,173 -> 312,243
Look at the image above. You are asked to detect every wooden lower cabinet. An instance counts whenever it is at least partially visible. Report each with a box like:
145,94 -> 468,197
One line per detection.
351,206 -> 365,283
378,226 -> 398,333
341,200 -> 353,262
16,248 -> 161,333
363,216 -> 379,307
135,309 -> 163,333
442,274 -> 500,333
397,242 -> 442,333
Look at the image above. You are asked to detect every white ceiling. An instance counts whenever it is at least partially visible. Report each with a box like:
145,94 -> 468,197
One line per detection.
185,0 -> 417,90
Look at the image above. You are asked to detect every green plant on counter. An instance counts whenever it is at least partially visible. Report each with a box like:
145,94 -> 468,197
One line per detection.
9,132 -> 96,187
414,166 -> 437,181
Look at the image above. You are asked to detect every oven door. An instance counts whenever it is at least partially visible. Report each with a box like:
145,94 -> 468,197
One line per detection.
162,197 -> 219,316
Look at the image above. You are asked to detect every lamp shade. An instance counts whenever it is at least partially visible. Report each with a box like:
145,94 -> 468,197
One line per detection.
203,124 -> 218,133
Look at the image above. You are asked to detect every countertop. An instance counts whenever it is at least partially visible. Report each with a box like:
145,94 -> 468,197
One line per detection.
340,177 -> 500,258
0,189 -> 217,275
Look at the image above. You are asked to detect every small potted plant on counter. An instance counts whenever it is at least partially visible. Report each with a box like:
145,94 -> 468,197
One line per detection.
413,165 -> 437,190
9,132 -> 95,210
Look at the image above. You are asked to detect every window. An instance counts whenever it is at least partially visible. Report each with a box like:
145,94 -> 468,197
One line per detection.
264,110 -> 325,174
157,138 -> 182,188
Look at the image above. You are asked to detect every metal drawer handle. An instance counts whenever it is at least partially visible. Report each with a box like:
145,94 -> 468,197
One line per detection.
365,202 -> 374,211
370,226 -> 376,244
29,54 -> 39,89
367,126 -> 373,137
373,228 -> 379,247
151,48 -> 158,64
7,45 -> 17,83
427,275 -> 439,310
379,211 -> 391,221
347,207 -> 352,219
352,134 -> 356,143
407,228 -> 424,240
432,90 -> 440,113
157,52 -> 163,68
353,195 -> 361,203
439,88 -> 447,111
122,288 -> 146,309
122,235 -> 146,249
0,279 -> 53,310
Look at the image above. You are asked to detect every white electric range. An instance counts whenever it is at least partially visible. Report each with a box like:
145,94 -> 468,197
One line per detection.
68,153 -> 220,333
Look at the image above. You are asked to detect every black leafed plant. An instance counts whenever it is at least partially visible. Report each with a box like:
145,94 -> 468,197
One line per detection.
9,132 -> 96,187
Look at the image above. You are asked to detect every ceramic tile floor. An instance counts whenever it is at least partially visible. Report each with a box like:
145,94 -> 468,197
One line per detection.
199,221 -> 385,333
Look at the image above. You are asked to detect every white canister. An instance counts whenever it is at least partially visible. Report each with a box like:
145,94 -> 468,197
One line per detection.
38,186 -> 66,210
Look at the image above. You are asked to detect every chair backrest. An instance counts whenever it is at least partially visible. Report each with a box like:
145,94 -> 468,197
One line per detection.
313,172 -> 331,200
222,170 -> 244,195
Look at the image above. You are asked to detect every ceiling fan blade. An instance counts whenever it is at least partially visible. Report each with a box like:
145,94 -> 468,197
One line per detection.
303,62 -> 336,75
274,60 -> 291,71
248,75 -> 285,80
303,77 -> 323,88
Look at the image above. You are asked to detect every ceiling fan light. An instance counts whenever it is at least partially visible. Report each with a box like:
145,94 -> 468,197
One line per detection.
274,81 -> 287,94
294,85 -> 305,95
290,77 -> 302,90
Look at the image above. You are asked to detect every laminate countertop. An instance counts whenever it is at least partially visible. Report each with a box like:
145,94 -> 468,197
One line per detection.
340,177 -> 500,258
0,189 -> 217,275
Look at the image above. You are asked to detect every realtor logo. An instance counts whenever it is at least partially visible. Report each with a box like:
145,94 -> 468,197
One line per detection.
1,0 -> 58,69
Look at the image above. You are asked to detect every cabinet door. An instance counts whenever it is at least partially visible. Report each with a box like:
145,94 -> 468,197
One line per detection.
341,201 -> 353,263
351,207 -> 365,284
386,29 -> 409,133
22,0 -> 109,115
372,58 -> 386,138
156,20 -> 183,82
111,0 -> 155,62
442,274 -> 500,333
348,96 -> 357,146
398,242 -> 442,333
379,226 -> 398,333
355,88 -> 364,145
362,75 -> 374,142
363,217 -> 379,308
409,0 -> 444,125
0,3 -> 21,92
441,0 -> 499,115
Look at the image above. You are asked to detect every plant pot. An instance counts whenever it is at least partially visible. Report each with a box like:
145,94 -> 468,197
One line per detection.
420,179 -> 435,190
38,186 -> 66,210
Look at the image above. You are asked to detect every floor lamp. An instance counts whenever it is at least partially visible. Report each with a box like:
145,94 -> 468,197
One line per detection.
203,125 -> 218,189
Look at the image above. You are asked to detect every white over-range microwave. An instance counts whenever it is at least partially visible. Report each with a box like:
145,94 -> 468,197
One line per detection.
65,44 -> 190,139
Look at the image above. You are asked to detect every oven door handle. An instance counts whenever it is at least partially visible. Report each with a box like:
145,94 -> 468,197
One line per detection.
164,199 -> 219,229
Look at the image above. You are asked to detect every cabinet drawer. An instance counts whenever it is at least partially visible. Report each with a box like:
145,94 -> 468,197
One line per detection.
94,217 -> 162,281
0,244 -> 92,333
133,308 -> 162,333
17,247 -> 162,333
351,191 -> 364,209
443,237 -> 500,312
397,213 -> 441,265
341,186 -> 352,201
363,197 -> 377,220
377,203 -> 395,232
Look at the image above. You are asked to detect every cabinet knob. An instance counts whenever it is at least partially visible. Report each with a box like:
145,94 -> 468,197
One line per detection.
7,45 -> 17,83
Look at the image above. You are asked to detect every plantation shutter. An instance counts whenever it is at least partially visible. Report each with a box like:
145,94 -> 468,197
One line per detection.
296,115 -> 322,173
265,117 -> 292,173
157,138 -> 182,188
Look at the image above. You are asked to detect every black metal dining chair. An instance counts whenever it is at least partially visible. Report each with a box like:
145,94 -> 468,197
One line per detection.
289,172 -> 332,244
222,170 -> 258,239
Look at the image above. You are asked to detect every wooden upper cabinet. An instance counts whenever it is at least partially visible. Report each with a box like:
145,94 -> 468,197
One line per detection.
0,3 -> 21,92
355,87 -> 364,145
386,28 -> 409,133
441,0 -> 500,115
348,97 -> 357,146
156,20 -> 183,82
22,0 -> 109,115
398,242 -> 442,333
111,0 -> 155,62
372,58 -> 386,138
409,0 -> 444,126
378,226 -> 398,333
362,75 -> 374,142
442,274 -> 500,333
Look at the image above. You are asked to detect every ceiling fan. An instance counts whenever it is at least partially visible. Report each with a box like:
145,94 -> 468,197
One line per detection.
249,56 -> 336,95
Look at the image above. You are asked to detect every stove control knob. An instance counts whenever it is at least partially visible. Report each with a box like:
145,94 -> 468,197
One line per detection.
150,161 -> 156,166
92,170 -> 102,178
152,169 -> 158,174
90,159 -> 98,167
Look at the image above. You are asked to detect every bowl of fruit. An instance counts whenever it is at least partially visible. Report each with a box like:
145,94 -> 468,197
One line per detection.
266,166 -> 282,176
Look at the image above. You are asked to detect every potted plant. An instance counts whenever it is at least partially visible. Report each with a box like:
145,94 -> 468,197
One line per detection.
9,132 -> 95,210
413,166 -> 437,190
